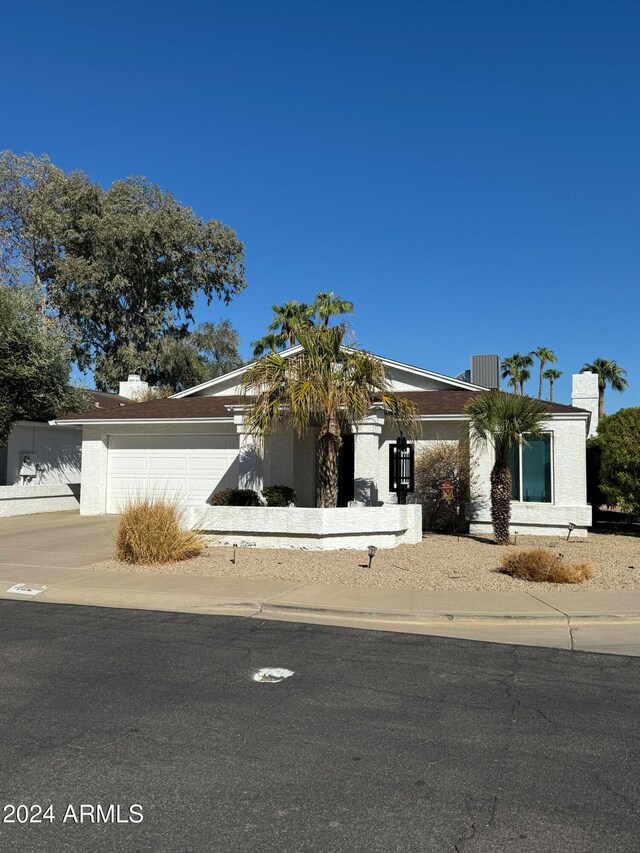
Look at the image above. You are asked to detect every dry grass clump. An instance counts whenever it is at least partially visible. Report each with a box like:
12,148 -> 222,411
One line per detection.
500,548 -> 595,584
115,497 -> 204,564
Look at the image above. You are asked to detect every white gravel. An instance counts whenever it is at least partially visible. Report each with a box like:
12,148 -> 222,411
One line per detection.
86,531 -> 640,591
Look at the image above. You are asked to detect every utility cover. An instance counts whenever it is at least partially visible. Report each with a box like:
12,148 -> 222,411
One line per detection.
252,668 -> 295,683
7,583 -> 47,596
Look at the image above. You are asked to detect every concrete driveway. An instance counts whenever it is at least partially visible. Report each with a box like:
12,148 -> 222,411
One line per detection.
0,511 -> 114,569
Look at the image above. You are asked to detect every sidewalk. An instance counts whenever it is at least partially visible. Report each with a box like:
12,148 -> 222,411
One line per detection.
1,561 -> 639,656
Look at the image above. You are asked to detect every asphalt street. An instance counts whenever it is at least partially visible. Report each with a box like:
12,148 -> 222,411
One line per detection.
0,601 -> 638,852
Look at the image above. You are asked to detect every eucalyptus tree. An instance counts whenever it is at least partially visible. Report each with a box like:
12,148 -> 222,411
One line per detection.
581,358 -> 629,419
531,347 -> 557,399
241,323 -> 420,507
465,391 -> 546,543
0,152 -> 247,391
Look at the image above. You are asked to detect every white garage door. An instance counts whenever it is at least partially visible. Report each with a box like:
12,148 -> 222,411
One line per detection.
106,434 -> 239,513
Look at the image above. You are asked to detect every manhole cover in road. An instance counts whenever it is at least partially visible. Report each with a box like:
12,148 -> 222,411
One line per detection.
7,583 -> 47,597
252,668 -> 295,683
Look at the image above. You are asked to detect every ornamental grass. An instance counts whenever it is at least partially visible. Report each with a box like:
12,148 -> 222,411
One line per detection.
115,497 -> 204,564
500,548 -> 595,584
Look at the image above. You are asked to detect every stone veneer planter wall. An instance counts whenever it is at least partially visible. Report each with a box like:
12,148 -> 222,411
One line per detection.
0,484 -> 80,517
188,505 -> 423,551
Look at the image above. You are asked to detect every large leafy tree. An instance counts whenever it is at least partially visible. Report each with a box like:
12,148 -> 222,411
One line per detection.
241,323 -> 420,507
0,283 -> 89,445
531,347 -> 557,399
581,358 -> 628,419
0,152 -> 247,391
465,391 -> 546,543
157,320 -> 243,391
595,408 -> 640,516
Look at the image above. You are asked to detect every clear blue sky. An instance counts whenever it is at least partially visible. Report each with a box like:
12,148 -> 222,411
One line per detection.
3,0 -> 638,410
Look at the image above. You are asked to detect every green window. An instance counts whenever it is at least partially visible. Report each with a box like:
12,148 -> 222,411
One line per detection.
508,435 -> 552,503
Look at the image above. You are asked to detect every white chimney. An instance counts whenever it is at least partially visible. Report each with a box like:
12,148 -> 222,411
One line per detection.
572,372 -> 599,438
119,373 -> 150,401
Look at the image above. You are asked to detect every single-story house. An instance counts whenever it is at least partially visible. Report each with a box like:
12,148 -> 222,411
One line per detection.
51,348 -> 595,538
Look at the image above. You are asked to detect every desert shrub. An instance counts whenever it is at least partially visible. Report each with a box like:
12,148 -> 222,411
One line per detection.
209,488 -> 261,506
262,484 -> 296,506
115,497 -> 204,564
414,441 -> 473,533
500,549 -> 594,584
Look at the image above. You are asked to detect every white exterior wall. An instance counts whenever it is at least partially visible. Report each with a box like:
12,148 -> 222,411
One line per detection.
469,416 -> 592,537
3,422 -> 81,486
572,372 -> 598,437
190,504 -> 422,550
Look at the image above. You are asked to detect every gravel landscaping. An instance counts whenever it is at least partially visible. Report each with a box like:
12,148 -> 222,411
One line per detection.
86,530 -> 640,591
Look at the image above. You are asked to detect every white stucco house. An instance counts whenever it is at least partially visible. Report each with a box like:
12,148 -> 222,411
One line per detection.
51,349 -> 596,540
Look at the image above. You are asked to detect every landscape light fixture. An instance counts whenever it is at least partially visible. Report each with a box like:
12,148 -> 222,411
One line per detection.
566,523 -> 576,542
389,433 -> 414,505
367,545 -> 377,568
231,543 -> 238,564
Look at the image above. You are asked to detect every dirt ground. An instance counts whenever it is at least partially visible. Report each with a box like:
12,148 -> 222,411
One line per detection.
87,530 -> 640,591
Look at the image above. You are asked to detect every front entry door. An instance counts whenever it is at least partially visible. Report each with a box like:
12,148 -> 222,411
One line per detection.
336,434 -> 355,507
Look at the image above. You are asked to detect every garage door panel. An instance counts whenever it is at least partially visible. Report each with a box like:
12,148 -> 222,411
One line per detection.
106,434 -> 239,513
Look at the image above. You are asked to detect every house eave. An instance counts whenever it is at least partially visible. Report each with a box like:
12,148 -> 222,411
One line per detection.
49,417 -> 236,427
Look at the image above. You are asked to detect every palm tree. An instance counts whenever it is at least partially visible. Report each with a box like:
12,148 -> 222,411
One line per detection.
312,292 -> 354,326
250,331 -> 285,359
543,368 -> 562,402
267,300 -> 314,347
581,358 -> 629,419
501,356 -> 520,394
531,347 -> 557,399
501,353 -> 534,394
241,322 -> 420,507
465,391 -> 546,543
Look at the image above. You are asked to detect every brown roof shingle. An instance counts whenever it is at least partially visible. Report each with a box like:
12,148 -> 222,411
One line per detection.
55,390 -> 588,422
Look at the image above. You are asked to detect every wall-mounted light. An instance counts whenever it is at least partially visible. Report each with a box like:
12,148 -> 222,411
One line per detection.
389,433 -> 414,505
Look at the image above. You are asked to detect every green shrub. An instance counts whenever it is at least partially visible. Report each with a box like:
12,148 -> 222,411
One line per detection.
595,408 -> 640,516
262,484 -> 296,507
209,488 -> 261,506
115,497 -> 204,564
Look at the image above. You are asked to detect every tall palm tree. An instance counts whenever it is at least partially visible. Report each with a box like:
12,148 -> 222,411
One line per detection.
581,358 -> 629,419
312,292 -> 354,326
501,353 -> 534,395
250,331 -> 284,359
501,356 -> 520,394
543,368 -> 562,402
241,322 -> 420,507
465,391 -> 546,543
267,300 -> 314,347
531,347 -> 557,399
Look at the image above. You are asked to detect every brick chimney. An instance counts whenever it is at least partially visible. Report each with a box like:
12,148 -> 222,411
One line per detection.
572,372 -> 599,438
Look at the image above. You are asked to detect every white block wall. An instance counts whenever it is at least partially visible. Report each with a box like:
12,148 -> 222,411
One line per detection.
3,422 -> 81,486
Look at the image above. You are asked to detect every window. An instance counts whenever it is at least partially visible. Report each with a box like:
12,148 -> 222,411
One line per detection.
508,435 -> 552,503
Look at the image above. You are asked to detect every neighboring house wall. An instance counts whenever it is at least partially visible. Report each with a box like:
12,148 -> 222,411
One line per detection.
0,483 -> 80,517
468,416 -> 591,537
2,422 -> 81,486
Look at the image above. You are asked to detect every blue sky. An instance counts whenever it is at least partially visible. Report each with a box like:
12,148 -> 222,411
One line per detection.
3,0 -> 638,410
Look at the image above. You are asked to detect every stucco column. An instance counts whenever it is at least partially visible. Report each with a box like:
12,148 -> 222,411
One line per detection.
234,414 -> 263,492
352,408 -> 385,506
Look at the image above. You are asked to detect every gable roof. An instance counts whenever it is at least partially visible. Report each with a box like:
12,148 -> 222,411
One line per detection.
170,344 -> 487,398
52,391 -> 588,425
